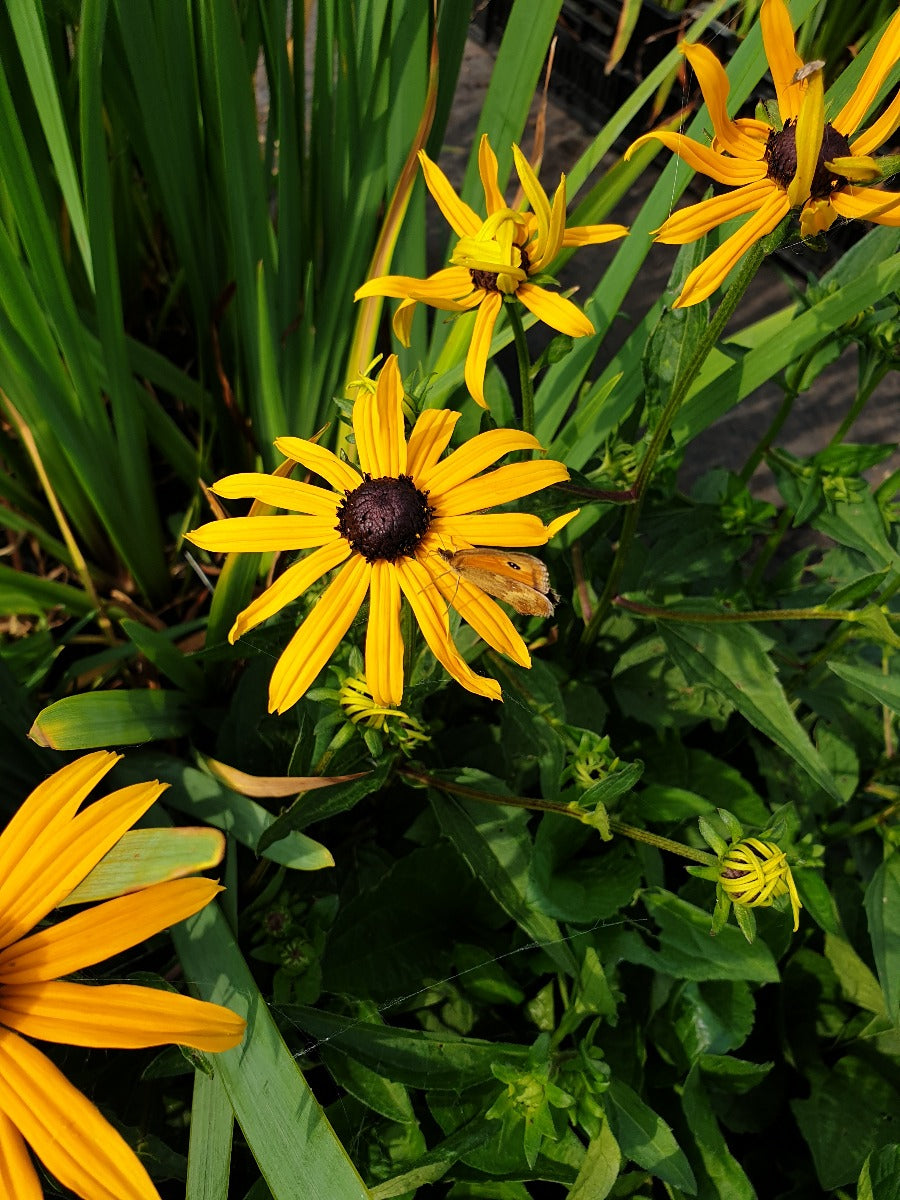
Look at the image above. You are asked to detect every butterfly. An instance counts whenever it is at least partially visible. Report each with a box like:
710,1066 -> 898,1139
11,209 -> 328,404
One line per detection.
436,548 -> 558,617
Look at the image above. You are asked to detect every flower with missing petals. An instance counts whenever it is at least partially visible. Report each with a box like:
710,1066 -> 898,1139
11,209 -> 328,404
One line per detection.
626,0 -> 900,306
355,134 -> 628,406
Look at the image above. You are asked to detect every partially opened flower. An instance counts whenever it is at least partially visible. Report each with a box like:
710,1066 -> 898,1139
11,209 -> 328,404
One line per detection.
187,356 -> 572,713
626,0 -> 900,306
718,837 -> 802,931
354,134 -> 628,406
0,751 -> 245,1200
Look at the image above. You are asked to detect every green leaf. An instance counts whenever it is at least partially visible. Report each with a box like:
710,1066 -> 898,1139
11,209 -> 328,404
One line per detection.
61,828 -> 225,905
865,856 -> 900,1027
567,1116 -> 621,1200
638,892 -> 780,983
0,563 -> 94,617
29,689 -> 192,749
604,1079 -> 696,1193
259,757 -> 392,846
680,1065 -> 754,1199
186,1070 -> 233,1200
829,660 -> 900,718
858,1145 -> 900,1200
120,619 -> 206,696
660,620 -> 841,802
824,934 -> 886,1017
320,1045 -> 416,1125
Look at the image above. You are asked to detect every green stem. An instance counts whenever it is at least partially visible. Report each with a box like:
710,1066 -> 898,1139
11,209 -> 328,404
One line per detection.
746,506 -> 792,592
827,357 -> 888,450
399,768 -> 716,866
507,302 -> 535,436
739,385 -> 800,484
613,596 -> 872,625
582,221 -> 790,646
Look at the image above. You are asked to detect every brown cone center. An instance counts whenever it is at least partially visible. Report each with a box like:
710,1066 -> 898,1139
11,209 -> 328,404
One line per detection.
337,474 -> 432,562
765,120 -> 852,200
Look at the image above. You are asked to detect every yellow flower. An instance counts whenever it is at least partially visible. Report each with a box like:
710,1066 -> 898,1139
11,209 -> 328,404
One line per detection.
718,837 -> 802,931
187,356 -> 572,713
0,751 -> 245,1200
354,134 -> 628,407
626,0 -> 900,306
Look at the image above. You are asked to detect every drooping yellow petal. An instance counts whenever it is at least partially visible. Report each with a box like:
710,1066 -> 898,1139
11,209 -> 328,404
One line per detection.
392,297 -> 417,345
185,515 -> 342,553
229,540 -> 351,643
529,174 -> 567,272
211,474 -> 340,515
418,149 -> 481,237
826,155 -> 881,183
0,981 -> 245,1052
406,409 -> 461,479
760,0 -> 805,122
355,266 -> 468,305
830,184 -> 900,225
850,85 -> 900,155
432,570 -> 531,667
834,6 -> 900,136
395,557 -> 502,700
681,42 -> 768,159
433,460 -> 570,517
0,1030 -> 160,1200
626,131 -> 769,186
788,68 -> 825,206
0,879 -> 223,984
561,223 -> 629,246
800,198 -> 838,236
419,427 -> 542,495
478,133 -> 505,214
0,753 -> 119,885
464,291 -> 503,409
674,187 -> 791,307
434,512 -> 559,547
512,144 -> 554,260
268,554 -> 371,713
354,354 -> 407,477
273,437 -> 363,493
365,561 -> 404,707
517,283 -> 594,337
654,179 -> 774,243
0,781 -> 165,952
0,1110 -> 42,1200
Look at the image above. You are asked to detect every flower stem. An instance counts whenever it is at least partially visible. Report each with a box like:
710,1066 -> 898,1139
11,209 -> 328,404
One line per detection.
582,220 -> 789,646
507,302 -> 535,435
613,595 -> 871,625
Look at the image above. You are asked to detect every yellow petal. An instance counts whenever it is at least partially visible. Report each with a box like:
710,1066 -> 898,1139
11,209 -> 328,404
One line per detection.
268,555 -> 371,713
654,179 -> 774,244
478,133 -> 505,215
850,85 -> 900,156
185,515 -> 342,553
512,144 -> 554,260
529,174 -> 567,272
760,0 -> 804,122
830,184 -> 900,226
799,198 -> 838,236
0,981 -> 245,1052
517,283 -> 594,337
674,187 -> 791,307
432,570 -> 531,667
420,427 -> 542,495
464,292 -> 502,408
561,223 -> 629,246
0,878 -> 223,984
406,409 -> 461,479
418,149 -> 482,237
401,266 -> 475,306
0,781 -> 165,953
229,540 -> 351,643
0,753 -> 120,886
682,42 -> 768,159
0,1110 -> 42,1200
354,355 -> 407,477
211,474 -> 340,514
273,437 -> 362,493
788,69 -> 825,206
834,7 -> 900,136
433,460 -> 570,517
392,297 -> 416,346
365,561 -> 404,706
434,513 -> 558,546
626,131 -> 769,185
395,557 -> 502,700
826,155 -> 881,182
0,1029 -> 160,1200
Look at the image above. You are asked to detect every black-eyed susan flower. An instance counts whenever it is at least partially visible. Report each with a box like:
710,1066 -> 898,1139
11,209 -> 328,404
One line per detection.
0,751 -> 245,1200
187,356 -> 572,713
626,0 -> 900,307
718,837 -> 802,931
354,134 -> 628,407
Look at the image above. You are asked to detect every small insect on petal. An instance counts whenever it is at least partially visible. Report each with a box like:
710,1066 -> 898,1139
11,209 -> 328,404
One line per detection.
793,60 -> 825,83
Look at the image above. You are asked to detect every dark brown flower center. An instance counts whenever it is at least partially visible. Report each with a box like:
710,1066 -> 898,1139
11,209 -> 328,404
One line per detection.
337,474 -> 433,562
469,246 -> 531,293
765,120 -> 852,200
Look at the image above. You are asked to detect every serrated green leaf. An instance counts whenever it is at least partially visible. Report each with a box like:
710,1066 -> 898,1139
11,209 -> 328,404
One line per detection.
829,660 -> 900,717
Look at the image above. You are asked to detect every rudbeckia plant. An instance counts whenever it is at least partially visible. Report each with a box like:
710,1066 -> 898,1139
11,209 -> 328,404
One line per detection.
355,134 -> 628,406
0,751 -> 245,1200
627,0 -> 900,306
187,356 -> 572,713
